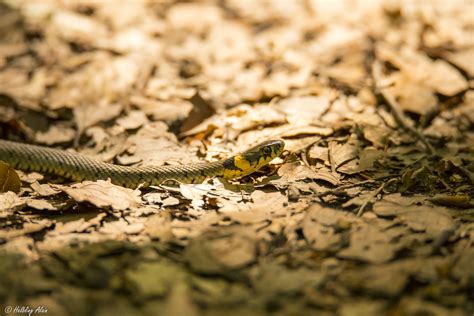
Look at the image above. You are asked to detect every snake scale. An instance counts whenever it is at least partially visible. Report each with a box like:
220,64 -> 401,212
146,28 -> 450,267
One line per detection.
0,139 -> 284,188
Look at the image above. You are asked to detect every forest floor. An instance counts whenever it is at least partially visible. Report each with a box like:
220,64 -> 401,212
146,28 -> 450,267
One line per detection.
0,1 -> 473,315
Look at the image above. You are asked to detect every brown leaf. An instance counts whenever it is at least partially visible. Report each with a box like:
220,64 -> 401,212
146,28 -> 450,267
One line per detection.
0,161 -> 21,193
0,219 -> 53,239
30,182 -> 61,197
445,48 -> 474,77
302,205 -> 349,251
26,199 -> 57,211
425,60 -> 468,96
35,124 -> 76,145
52,11 -> 108,44
119,122 -> 194,166
0,191 -> 25,212
74,103 -> 123,134
0,236 -> 39,260
329,141 -> 360,174
338,222 -> 399,264
116,110 -> 149,130
339,261 -> 410,297
276,96 -> 331,125
451,248 -> 474,287
396,206 -> 456,238
277,162 -> 340,185
185,229 -> 256,274
386,72 -> 437,116
143,212 -> 174,242
131,96 -> 193,122
53,180 -> 141,210
99,219 -> 144,235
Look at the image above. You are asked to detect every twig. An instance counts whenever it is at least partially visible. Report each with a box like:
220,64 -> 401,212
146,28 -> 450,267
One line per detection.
356,181 -> 385,217
303,177 -> 392,200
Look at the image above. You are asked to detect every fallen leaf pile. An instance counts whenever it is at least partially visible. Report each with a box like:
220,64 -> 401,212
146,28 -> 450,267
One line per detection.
0,1 -> 472,315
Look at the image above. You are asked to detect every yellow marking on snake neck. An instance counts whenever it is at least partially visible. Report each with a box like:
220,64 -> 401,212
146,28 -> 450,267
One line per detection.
223,154 -> 270,179
223,154 -> 249,179
235,154 -> 254,172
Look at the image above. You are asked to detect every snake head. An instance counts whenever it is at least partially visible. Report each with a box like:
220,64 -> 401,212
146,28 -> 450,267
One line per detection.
246,139 -> 285,163
223,139 -> 285,179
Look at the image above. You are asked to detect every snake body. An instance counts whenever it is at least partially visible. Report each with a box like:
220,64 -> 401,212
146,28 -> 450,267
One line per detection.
0,139 -> 284,188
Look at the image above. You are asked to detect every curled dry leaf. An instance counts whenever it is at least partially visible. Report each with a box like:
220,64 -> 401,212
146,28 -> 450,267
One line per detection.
308,145 -> 329,163
0,160 -> 21,193
0,191 -> 25,212
30,182 -> 61,197
277,161 -> 340,186
26,199 -> 57,211
52,180 -> 141,210
179,181 -> 246,212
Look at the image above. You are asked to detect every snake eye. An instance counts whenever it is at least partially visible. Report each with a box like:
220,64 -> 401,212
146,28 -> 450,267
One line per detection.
261,146 -> 272,156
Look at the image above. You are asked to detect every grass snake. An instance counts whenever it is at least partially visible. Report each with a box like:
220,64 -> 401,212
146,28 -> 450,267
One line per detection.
0,139 -> 285,188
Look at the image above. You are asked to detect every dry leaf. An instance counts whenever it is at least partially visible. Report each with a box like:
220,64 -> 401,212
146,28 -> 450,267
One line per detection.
386,72 -> 437,116
303,205 -> 349,251
185,229 -> 256,274
338,222 -> 399,264
445,48 -> 474,77
396,206 -> 456,239
26,199 -> 57,211
0,191 -> 25,212
425,60 -> 468,96
53,180 -> 141,210
0,219 -> 52,239
276,96 -> 331,125
0,160 -> 21,193
30,182 -> 61,197
116,110 -> 149,130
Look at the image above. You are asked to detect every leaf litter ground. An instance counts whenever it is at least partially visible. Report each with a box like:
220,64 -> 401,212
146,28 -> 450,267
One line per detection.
0,1 -> 473,315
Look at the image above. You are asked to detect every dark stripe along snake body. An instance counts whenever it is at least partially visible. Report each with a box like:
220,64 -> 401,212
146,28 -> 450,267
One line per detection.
0,139 -> 284,188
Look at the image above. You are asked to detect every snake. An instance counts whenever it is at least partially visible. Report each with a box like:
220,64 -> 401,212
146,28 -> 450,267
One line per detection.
0,139 -> 285,188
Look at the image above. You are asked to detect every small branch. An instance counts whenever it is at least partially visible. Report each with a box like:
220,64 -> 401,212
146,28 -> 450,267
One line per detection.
356,181 -> 385,217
